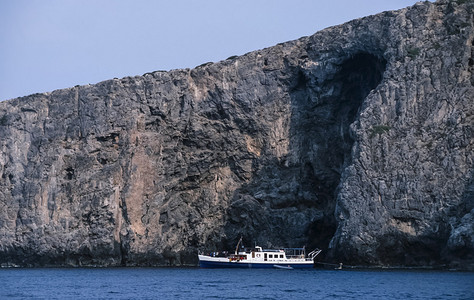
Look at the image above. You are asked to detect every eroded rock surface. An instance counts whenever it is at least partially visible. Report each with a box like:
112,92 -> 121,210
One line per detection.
0,0 -> 473,268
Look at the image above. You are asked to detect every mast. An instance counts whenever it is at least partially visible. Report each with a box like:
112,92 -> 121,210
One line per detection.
235,236 -> 243,255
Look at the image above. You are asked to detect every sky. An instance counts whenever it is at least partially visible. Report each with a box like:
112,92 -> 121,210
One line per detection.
0,0 -> 427,101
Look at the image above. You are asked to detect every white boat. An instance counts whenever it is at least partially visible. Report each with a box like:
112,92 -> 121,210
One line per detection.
198,238 -> 321,269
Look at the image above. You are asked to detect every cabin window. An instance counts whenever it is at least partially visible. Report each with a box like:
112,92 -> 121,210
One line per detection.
280,254 -> 284,258
269,254 -> 273,259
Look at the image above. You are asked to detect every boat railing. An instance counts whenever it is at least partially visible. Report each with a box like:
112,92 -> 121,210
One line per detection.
284,248 -> 321,260
200,251 -> 229,257
307,249 -> 322,259
285,254 -> 306,259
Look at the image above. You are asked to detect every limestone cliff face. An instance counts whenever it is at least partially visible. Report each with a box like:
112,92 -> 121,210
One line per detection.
0,0 -> 473,268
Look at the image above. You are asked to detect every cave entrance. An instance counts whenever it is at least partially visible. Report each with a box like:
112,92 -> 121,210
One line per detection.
220,52 -> 386,256
290,52 -> 387,255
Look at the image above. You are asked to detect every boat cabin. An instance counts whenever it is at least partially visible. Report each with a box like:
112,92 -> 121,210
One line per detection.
229,246 -> 310,262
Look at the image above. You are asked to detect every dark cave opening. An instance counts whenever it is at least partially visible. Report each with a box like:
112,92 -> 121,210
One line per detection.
291,52 -> 387,256
219,52 -> 387,256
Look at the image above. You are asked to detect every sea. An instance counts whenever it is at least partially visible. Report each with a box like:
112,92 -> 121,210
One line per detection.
0,267 -> 473,299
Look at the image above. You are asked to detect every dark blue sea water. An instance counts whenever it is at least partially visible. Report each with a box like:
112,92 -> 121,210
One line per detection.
0,268 -> 472,299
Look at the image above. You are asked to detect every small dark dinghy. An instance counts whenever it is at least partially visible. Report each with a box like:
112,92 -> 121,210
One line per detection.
273,265 -> 294,270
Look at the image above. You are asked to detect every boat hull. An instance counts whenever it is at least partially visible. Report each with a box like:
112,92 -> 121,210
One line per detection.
198,256 -> 313,269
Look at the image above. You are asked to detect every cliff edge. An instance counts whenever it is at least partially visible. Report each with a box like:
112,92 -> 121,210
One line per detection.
0,0 -> 473,268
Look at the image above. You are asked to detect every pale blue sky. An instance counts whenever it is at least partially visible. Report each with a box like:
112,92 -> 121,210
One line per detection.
0,0 -> 426,101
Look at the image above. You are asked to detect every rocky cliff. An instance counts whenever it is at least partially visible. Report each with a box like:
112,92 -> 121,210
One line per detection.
0,0 -> 473,268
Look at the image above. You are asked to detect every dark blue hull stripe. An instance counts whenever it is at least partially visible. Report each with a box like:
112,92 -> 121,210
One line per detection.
199,260 -> 313,269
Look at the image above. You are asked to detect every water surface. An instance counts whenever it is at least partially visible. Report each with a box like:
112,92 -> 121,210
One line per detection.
0,268 -> 472,299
